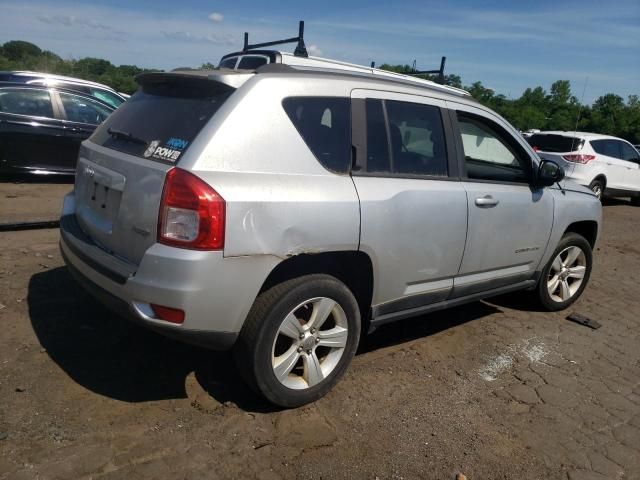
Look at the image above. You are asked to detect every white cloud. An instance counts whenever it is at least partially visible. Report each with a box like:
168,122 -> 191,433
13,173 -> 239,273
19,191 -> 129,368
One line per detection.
307,44 -> 322,56
208,12 -> 223,23
37,14 -> 116,32
162,31 -> 234,46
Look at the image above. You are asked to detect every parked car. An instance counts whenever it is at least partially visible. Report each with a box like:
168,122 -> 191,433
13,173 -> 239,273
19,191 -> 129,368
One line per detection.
60,46 -> 601,407
634,144 -> 640,154
527,131 -> 640,204
0,71 -> 127,109
0,84 -> 114,175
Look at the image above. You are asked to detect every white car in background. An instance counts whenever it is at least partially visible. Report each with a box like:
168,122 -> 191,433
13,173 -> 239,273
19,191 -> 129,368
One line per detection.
527,132 -> 640,204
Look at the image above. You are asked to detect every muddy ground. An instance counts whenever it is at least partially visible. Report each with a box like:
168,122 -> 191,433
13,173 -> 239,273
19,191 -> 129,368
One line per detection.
0,183 -> 639,479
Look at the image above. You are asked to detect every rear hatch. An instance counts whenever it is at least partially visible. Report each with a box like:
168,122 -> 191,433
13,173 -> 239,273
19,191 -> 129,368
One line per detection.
526,133 -> 585,177
73,72 -> 234,265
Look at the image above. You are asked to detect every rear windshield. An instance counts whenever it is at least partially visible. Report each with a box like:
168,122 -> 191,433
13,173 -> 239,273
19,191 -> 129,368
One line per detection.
90,77 -> 232,163
527,134 -> 584,153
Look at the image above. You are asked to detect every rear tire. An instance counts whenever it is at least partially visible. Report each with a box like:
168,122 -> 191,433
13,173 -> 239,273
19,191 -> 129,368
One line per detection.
588,179 -> 605,201
233,274 -> 361,408
536,233 -> 592,311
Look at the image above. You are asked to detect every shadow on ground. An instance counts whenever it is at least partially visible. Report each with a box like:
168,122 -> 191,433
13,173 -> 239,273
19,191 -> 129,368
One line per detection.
29,266 -> 502,412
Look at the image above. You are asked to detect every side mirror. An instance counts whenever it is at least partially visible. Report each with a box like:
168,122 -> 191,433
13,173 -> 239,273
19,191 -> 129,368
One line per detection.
537,160 -> 565,187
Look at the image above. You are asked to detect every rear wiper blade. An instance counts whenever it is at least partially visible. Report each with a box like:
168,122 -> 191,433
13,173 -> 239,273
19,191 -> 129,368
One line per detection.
107,128 -> 147,145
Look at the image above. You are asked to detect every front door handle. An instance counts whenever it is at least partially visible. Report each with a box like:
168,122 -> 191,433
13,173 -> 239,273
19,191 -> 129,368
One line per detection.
475,195 -> 499,207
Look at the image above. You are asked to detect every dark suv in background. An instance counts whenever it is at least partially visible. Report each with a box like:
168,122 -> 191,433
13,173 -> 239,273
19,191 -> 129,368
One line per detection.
0,83 -> 114,175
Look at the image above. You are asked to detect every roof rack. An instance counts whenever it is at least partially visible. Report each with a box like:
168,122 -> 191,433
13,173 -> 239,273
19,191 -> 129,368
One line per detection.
406,57 -> 447,84
242,20 -> 308,58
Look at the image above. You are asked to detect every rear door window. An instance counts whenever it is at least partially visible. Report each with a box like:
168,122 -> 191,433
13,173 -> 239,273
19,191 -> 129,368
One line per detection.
90,76 -> 233,163
527,134 -> 583,152
591,139 -> 620,158
385,100 -> 447,176
0,89 -> 54,118
59,91 -> 112,125
90,88 -> 124,108
282,97 -> 351,173
365,99 -> 390,173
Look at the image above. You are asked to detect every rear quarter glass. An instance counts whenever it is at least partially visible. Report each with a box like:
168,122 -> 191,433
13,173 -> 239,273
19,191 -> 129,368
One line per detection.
90,78 -> 233,164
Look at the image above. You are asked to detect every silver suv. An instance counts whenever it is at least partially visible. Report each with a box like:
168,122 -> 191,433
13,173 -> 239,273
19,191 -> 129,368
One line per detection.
60,54 -> 602,407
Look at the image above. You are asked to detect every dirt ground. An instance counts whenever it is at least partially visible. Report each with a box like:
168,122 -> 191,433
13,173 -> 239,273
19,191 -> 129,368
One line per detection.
0,183 -> 639,480
0,178 -> 71,224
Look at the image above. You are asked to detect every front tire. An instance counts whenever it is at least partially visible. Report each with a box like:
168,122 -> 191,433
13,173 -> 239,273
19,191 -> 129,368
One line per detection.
536,232 -> 593,311
234,274 -> 361,408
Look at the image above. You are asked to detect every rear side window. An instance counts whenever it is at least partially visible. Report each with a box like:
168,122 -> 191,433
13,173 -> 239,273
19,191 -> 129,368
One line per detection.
91,77 -> 232,163
0,89 -> 54,118
527,134 -> 583,152
283,97 -> 351,173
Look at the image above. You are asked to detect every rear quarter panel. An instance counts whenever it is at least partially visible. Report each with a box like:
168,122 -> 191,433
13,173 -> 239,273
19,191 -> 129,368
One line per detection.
182,76 -> 361,259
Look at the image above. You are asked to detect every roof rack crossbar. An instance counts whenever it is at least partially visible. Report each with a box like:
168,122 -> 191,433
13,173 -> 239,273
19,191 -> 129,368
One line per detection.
405,56 -> 447,84
242,20 -> 308,58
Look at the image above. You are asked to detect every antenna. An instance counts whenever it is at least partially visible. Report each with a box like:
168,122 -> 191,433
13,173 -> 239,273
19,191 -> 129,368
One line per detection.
242,20 -> 308,58
570,77 -> 589,152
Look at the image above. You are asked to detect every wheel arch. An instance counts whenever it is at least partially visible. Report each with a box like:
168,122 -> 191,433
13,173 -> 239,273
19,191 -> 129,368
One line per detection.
563,220 -> 598,248
259,251 -> 375,328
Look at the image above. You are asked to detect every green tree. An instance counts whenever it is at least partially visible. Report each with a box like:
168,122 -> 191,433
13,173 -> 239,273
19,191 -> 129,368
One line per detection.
1,40 -> 41,61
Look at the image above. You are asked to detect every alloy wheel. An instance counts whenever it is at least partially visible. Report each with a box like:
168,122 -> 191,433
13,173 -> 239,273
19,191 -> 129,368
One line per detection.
547,246 -> 587,302
271,297 -> 348,390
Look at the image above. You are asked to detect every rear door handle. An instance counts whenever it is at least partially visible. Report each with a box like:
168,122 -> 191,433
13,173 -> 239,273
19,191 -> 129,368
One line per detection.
475,195 -> 499,207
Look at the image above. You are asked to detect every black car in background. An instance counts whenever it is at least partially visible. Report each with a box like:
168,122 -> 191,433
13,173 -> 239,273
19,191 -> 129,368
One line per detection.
0,83 -> 114,175
0,71 -> 127,109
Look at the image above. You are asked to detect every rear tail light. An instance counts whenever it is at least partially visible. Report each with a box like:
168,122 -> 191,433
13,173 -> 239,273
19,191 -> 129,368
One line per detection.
150,304 -> 185,324
562,154 -> 596,164
158,168 -> 225,250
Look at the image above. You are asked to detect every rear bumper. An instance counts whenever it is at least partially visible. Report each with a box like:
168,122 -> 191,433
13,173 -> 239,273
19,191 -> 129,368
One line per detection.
61,246 -> 238,350
59,192 -> 279,350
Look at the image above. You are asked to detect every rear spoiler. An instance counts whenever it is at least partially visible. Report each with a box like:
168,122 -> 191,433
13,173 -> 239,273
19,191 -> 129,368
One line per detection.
135,70 -> 254,90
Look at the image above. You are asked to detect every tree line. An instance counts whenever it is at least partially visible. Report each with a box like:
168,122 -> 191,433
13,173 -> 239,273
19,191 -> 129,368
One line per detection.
1,40 -> 637,143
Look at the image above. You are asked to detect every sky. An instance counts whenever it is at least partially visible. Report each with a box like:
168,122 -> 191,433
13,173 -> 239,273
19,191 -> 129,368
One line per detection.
1,0 -> 638,104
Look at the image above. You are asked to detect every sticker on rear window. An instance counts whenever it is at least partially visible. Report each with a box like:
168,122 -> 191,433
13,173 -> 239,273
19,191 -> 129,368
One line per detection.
143,138 -> 189,163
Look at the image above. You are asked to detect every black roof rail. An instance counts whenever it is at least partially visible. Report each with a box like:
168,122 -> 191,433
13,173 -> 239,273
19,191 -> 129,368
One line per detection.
242,20 -> 308,58
406,56 -> 447,84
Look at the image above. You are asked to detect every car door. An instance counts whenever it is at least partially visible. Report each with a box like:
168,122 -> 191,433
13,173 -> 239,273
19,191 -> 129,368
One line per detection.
590,139 -> 627,190
447,101 -> 554,297
56,90 -> 113,172
617,140 -> 640,192
0,87 -> 67,174
350,90 -> 468,321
